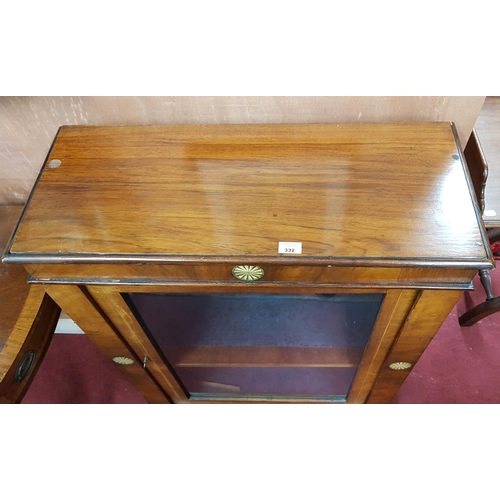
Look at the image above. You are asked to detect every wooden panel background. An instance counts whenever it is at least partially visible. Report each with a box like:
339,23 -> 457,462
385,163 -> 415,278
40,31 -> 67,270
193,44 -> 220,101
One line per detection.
0,96 -> 485,205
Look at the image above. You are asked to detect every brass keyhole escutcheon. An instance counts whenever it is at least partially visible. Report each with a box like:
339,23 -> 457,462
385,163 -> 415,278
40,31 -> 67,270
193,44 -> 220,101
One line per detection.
232,265 -> 264,282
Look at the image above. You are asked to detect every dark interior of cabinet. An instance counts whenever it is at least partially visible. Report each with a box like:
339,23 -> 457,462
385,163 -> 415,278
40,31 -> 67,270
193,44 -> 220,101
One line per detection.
124,293 -> 384,401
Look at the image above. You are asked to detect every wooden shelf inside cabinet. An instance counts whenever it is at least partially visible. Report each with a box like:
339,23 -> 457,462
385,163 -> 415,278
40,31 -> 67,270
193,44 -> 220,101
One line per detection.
2,123 -> 493,404
168,346 -> 365,368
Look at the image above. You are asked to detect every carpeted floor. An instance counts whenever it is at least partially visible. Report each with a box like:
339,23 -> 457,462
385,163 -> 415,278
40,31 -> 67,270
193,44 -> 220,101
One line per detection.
22,264 -> 500,404
392,267 -> 500,403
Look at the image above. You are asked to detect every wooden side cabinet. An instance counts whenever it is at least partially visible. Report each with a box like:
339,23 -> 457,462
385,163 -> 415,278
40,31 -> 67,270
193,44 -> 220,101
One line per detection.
0,206 -> 60,404
2,124 -> 492,403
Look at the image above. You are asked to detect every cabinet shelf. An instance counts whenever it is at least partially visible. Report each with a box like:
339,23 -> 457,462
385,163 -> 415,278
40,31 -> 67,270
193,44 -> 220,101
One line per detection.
168,345 -> 364,368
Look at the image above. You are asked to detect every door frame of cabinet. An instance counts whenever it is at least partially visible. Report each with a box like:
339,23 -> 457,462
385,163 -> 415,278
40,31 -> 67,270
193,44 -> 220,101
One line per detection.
42,283 -> 463,404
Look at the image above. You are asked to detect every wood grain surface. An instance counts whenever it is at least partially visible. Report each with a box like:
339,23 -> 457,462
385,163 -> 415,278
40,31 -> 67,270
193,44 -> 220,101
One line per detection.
464,129 -> 488,214
2,121 -> 492,404
0,96 -> 485,204
0,206 -> 27,352
0,206 -> 59,403
21,262 -> 478,288
44,285 -> 172,403
6,123 -> 490,268
0,290 -> 59,403
347,289 -> 418,403
366,289 -> 463,403
86,287 -> 189,403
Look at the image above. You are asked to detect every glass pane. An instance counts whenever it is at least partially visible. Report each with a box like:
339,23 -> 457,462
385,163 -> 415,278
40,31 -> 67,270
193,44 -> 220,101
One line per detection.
124,293 -> 384,400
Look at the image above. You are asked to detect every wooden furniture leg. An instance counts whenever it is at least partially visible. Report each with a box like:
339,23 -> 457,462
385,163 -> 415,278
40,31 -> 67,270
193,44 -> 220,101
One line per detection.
459,229 -> 500,327
459,269 -> 500,326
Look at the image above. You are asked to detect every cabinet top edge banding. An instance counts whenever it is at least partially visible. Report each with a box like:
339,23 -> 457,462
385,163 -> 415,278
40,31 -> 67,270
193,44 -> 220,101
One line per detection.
2,253 -> 494,269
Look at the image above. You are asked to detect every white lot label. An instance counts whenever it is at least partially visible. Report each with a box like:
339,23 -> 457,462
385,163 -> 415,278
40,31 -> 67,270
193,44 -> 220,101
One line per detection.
278,242 -> 302,254
484,210 -> 497,217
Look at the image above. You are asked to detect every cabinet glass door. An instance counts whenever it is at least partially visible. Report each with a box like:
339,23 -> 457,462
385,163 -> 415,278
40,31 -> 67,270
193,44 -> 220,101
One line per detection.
124,293 -> 384,401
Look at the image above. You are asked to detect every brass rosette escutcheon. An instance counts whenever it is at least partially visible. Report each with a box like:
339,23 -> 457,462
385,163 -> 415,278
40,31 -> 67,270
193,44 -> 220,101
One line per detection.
388,361 -> 413,370
232,265 -> 265,282
112,356 -> 135,365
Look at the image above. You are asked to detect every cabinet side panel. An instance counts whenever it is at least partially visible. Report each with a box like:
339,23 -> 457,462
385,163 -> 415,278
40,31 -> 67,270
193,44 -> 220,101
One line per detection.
0,287 -> 60,403
347,290 -> 418,403
367,289 -> 463,403
87,286 -> 188,403
44,285 -> 171,403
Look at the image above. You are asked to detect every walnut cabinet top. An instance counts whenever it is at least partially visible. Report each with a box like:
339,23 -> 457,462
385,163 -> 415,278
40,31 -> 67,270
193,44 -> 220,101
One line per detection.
4,123 -> 492,269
